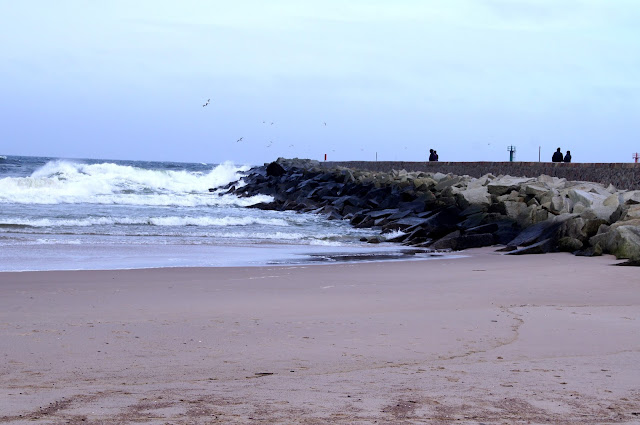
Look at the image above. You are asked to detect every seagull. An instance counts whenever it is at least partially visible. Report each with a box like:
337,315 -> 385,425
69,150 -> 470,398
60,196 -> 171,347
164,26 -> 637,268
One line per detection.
323,122 -> 327,126
202,99 -> 210,107
236,137 -> 243,143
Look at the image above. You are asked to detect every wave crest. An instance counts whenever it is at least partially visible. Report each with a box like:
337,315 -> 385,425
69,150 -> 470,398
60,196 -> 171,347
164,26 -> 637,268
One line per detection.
0,160 -> 257,206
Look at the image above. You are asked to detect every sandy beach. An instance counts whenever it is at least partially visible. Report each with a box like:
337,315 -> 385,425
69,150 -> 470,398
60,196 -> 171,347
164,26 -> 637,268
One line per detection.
1,248 -> 639,424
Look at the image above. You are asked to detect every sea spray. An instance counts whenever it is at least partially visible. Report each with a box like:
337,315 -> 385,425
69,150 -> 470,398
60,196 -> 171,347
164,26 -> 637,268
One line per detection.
0,160 -> 254,205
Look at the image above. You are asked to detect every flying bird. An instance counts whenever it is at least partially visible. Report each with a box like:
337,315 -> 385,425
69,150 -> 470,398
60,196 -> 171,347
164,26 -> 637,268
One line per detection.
236,137 -> 243,143
202,99 -> 210,107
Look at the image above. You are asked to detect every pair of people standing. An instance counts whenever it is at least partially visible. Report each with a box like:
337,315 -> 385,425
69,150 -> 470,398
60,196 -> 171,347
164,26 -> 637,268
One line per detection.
428,149 -> 439,162
552,148 -> 571,163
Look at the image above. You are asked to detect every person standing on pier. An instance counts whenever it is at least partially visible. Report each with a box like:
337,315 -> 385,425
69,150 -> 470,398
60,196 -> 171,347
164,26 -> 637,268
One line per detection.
552,148 -> 563,162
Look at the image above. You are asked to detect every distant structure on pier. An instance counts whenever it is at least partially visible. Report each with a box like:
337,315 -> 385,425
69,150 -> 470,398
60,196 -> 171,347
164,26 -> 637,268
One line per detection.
507,145 -> 516,162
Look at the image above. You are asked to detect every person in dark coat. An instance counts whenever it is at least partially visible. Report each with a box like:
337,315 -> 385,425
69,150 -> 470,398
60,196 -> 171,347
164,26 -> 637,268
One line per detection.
428,149 -> 436,161
434,150 -> 439,161
552,148 -> 563,162
564,150 -> 571,163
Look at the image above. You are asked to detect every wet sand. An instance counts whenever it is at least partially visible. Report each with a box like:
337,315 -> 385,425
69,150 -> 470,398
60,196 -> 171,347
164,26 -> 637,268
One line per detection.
1,248 -> 639,424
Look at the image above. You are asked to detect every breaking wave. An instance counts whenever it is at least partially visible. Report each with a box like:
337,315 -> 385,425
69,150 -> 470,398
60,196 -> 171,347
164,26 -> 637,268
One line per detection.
0,160 -> 262,206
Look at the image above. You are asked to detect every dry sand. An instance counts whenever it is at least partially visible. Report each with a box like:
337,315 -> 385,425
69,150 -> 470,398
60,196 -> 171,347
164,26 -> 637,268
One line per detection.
1,248 -> 639,424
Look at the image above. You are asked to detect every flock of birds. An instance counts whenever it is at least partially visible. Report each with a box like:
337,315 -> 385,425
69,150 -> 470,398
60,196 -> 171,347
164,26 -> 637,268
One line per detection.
202,98 -> 325,150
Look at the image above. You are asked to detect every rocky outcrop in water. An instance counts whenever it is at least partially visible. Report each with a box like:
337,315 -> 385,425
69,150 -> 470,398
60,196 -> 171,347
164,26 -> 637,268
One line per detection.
218,158 -> 640,263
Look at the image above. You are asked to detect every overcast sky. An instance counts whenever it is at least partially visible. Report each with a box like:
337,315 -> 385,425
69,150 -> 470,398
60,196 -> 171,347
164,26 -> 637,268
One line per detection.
1,1 -> 639,165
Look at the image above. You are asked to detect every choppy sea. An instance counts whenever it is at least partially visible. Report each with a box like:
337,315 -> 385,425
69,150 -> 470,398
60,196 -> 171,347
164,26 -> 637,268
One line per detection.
0,155 -> 450,271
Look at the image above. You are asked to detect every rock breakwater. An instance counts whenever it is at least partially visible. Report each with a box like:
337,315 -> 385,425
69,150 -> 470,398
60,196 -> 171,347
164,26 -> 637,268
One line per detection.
220,158 -> 640,263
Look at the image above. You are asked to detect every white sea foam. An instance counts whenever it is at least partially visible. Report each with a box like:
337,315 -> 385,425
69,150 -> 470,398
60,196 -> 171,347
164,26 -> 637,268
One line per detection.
216,231 -> 310,241
382,230 -> 406,240
309,239 -> 344,246
35,238 -> 82,245
0,160 -> 259,206
215,230 -> 365,242
0,215 -> 290,228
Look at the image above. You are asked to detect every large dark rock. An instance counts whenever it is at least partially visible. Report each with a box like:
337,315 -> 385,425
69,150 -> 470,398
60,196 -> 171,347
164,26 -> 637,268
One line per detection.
460,204 -> 486,216
383,216 -> 432,231
456,233 -> 496,250
419,206 -> 463,238
616,259 -> 640,266
387,210 -> 413,220
340,205 -> 362,216
556,237 -> 583,252
247,201 -> 281,210
367,209 -> 399,219
403,227 -> 431,245
326,211 -> 343,221
583,218 -> 608,238
575,244 -> 603,257
266,161 -> 287,177
507,220 -> 562,247
490,219 -> 521,245
397,200 -> 426,213
332,195 -> 366,212
431,231 -> 495,251
506,238 -> 555,255
589,219 -> 640,260
466,223 -> 499,235
378,194 -> 402,209
495,245 -> 518,252
354,217 -> 376,228
430,230 -> 462,250
350,212 -> 370,226
457,212 -> 486,230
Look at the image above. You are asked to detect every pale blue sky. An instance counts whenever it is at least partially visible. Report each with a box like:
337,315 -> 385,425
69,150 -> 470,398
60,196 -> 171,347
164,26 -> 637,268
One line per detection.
1,1 -> 639,164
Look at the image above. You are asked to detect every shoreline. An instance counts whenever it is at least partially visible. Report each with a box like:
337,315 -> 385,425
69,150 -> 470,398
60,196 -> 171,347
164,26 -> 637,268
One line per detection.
2,248 -> 639,423
0,241 -> 463,273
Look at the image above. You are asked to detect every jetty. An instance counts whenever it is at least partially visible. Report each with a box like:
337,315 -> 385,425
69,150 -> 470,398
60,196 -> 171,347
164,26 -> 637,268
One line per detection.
220,158 -> 640,263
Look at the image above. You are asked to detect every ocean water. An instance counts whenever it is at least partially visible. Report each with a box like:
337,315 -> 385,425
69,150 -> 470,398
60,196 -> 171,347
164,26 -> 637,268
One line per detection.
0,156 -> 445,271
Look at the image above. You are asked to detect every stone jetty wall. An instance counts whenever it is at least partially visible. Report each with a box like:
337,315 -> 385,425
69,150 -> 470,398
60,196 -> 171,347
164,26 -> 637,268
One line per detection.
220,158 -> 640,263
323,162 -> 640,190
